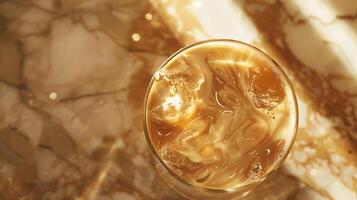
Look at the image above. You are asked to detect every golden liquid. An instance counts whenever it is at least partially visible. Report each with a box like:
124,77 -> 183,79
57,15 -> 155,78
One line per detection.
146,41 -> 296,190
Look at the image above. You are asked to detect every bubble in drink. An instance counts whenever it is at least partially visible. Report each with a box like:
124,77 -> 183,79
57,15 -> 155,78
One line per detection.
145,41 -> 297,190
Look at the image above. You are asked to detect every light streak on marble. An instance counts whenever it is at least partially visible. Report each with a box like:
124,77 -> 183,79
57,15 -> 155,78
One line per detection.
0,0 -> 357,199
152,0 -> 357,199
150,0 -> 258,44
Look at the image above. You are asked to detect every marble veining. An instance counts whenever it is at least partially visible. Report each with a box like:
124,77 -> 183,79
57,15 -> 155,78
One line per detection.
0,0 -> 181,199
152,0 -> 357,199
1,0 -> 357,199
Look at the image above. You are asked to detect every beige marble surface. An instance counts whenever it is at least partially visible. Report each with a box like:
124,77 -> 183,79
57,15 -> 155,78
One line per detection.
0,0 -> 356,199
0,0 -> 182,199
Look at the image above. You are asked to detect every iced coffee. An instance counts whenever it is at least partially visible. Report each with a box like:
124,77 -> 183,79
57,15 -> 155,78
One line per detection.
144,40 -> 298,196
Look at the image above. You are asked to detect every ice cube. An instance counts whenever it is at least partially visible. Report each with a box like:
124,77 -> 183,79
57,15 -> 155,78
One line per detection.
247,162 -> 263,180
241,65 -> 286,110
163,57 -> 206,93
149,80 -> 197,124
160,144 -> 205,175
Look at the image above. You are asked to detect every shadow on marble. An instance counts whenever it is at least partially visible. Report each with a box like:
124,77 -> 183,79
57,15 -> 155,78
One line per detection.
1,0 -> 357,199
241,0 -> 357,198
243,0 -> 357,143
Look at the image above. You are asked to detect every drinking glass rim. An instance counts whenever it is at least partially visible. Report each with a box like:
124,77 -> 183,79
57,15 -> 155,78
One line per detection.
143,39 -> 299,193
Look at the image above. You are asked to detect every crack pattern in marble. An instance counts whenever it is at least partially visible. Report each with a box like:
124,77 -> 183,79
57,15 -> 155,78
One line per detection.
1,0 -> 357,199
0,0 -> 182,199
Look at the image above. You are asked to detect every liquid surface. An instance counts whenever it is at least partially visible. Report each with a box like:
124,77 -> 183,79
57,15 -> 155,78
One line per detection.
145,41 -> 297,190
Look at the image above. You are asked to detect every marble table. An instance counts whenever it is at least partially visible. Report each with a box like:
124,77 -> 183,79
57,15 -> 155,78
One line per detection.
0,0 -> 356,199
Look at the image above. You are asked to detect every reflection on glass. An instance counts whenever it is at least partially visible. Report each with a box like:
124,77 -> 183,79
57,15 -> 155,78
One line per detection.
144,40 -> 298,199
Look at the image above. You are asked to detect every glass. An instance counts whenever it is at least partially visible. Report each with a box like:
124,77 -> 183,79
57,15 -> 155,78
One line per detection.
143,39 -> 298,199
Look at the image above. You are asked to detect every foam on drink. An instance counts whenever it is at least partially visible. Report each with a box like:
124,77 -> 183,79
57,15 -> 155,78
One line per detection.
145,41 -> 297,190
